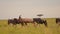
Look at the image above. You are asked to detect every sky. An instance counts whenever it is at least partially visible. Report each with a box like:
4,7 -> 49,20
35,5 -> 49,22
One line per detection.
0,0 -> 60,19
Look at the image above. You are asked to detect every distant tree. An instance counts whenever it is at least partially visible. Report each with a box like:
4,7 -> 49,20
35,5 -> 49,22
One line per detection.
37,14 -> 43,17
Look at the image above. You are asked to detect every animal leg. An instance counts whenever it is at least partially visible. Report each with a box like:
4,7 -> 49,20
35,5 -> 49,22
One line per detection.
21,22 -> 24,26
25,23 -> 27,26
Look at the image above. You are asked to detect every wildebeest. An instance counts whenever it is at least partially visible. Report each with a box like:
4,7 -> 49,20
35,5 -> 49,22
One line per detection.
56,18 -> 60,25
8,18 -> 19,25
33,18 -> 48,27
18,16 -> 35,26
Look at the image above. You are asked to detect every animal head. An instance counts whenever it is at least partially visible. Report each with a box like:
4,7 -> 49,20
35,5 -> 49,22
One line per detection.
19,15 -> 22,19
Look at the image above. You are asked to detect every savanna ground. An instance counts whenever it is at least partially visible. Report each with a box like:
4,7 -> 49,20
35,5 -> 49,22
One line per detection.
0,18 -> 60,34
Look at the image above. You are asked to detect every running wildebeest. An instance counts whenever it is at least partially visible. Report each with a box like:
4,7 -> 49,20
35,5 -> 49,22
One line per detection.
56,18 -> 60,25
8,18 -> 19,25
33,18 -> 48,27
18,15 -> 35,26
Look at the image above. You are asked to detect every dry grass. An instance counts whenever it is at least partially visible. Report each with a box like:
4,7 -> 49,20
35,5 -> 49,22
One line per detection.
0,18 -> 60,34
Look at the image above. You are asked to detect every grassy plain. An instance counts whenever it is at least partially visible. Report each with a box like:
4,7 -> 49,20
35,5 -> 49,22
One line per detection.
0,18 -> 60,34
